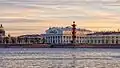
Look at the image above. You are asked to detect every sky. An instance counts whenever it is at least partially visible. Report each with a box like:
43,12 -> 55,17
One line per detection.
0,0 -> 120,36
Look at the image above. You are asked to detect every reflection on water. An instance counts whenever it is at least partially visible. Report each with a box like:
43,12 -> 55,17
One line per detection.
0,48 -> 120,68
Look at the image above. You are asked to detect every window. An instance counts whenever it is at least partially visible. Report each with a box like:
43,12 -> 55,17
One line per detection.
58,36 -> 60,38
69,36 -> 71,39
102,40 -> 104,44
58,40 -> 60,43
98,40 -> 100,44
116,40 -> 118,44
56,40 -> 57,43
94,40 -> 97,43
106,40 -> 108,44
51,36 -> 52,39
88,40 -> 89,43
64,36 -> 65,38
56,36 -> 57,38
91,40 -> 93,43
112,40 -> 114,44
53,40 -> 55,43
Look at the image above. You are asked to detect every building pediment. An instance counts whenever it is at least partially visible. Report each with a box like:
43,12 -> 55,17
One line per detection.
46,28 -> 62,34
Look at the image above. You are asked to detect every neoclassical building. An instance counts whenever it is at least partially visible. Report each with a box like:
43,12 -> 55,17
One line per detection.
42,26 -> 92,44
86,32 -> 120,44
17,34 -> 43,44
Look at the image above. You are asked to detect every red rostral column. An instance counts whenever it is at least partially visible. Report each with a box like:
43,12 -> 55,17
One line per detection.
71,21 -> 76,44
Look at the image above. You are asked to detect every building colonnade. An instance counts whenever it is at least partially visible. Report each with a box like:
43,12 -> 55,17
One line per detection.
44,34 -> 86,44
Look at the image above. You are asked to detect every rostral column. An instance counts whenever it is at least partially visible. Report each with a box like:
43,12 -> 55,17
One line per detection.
71,21 -> 76,44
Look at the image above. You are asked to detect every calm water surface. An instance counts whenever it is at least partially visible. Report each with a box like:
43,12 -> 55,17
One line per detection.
0,48 -> 120,68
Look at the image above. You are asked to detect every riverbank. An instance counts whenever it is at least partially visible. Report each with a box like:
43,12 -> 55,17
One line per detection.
0,43 -> 120,48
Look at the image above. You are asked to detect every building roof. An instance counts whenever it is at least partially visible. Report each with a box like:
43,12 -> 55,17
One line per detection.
47,27 -> 92,32
18,34 -> 42,38
87,32 -> 120,35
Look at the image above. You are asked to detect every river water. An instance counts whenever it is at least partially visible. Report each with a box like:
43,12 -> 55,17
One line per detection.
0,48 -> 120,68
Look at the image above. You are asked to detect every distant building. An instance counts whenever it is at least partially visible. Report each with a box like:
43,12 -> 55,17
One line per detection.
17,34 -> 43,44
0,24 -> 5,43
0,24 -> 5,36
1,23 -> 120,45
86,32 -> 120,44
42,26 -> 92,44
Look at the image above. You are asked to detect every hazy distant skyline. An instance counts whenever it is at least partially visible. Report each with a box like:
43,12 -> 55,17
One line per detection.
0,0 -> 120,36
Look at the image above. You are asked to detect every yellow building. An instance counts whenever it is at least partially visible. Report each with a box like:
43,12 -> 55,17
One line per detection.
86,32 -> 120,44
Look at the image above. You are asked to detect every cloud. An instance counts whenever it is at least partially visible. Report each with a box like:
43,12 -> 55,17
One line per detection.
0,18 -> 44,23
0,0 -> 120,36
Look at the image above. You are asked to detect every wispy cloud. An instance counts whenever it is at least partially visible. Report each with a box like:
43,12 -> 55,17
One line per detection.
0,18 -> 44,23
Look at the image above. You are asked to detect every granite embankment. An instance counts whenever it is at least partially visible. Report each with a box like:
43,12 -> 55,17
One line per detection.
0,44 -> 120,48
0,44 -> 50,48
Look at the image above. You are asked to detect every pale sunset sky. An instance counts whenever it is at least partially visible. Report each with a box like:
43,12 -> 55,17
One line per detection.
0,0 -> 120,36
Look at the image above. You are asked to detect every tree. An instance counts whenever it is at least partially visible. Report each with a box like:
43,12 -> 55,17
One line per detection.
42,38 -> 46,44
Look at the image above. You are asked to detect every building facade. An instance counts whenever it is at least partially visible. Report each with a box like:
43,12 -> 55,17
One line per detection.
17,34 -> 43,44
42,27 -> 92,44
86,32 -> 120,44
1,24 -> 120,45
